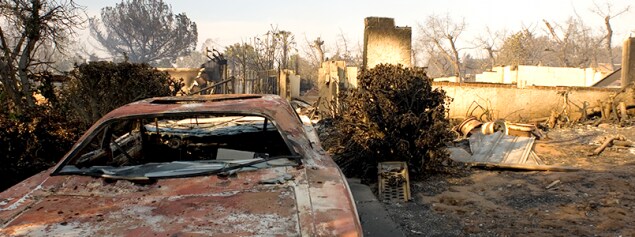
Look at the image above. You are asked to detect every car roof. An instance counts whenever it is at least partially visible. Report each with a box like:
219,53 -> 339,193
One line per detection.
99,94 -> 291,119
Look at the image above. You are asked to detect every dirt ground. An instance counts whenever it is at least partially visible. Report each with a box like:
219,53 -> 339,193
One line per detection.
379,124 -> 635,236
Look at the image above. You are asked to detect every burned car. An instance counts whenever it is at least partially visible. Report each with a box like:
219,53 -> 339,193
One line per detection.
0,94 -> 362,236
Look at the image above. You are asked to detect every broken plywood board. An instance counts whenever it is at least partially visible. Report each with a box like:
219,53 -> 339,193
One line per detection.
469,131 -> 536,165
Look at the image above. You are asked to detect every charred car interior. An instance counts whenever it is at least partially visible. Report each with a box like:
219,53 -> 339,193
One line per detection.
57,113 -> 300,179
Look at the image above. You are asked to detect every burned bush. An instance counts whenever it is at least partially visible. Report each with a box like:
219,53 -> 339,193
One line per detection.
0,61 -> 183,191
59,61 -> 183,129
0,107 -> 80,191
335,64 -> 453,178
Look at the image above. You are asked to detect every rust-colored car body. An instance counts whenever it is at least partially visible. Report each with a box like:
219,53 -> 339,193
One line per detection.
0,94 -> 362,236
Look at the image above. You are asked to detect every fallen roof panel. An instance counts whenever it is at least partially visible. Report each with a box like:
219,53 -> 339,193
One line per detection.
469,131 -> 535,165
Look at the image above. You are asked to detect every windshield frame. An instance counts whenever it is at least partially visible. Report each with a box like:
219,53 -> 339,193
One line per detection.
51,111 -> 302,177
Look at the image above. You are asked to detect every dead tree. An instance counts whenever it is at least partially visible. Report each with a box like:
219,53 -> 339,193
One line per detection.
542,18 -> 602,68
474,27 -> 507,70
0,0 -> 83,113
312,37 -> 325,64
418,14 -> 465,80
591,1 -> 630,69
252,26 -> 296,72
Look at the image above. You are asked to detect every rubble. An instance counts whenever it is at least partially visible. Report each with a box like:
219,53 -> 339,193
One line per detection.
456,116 -> 482,138
590,135 -> 628,156
386,124 -> 635,236
290,98 -> 319,122
450,117 -> 575,171
456,117 -> 542,139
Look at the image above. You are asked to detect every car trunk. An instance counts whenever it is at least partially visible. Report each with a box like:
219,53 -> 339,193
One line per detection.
1,167 -> 304,236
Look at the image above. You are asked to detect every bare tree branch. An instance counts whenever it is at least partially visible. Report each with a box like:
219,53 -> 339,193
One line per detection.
418,14 -> 465,79
473,27 -> 507,69
590,0 -> 630,68
0,0 -> 84,113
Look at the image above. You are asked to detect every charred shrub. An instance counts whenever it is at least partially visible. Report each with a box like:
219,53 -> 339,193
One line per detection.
0,61 -> 183,191
335,64 -> 453,178
59,61 -> 182,129
0,107 -> 80,191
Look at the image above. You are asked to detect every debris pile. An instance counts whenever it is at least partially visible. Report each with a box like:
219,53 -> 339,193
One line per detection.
449,116 -> 577,171
546,90 -> 634,128
456,116 -> 544,138
456,116 -> 544,139
290,98 -> 319,123
588,134 -> 634,156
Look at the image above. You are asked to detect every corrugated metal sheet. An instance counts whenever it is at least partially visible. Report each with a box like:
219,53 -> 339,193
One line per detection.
465,131 -> 539,165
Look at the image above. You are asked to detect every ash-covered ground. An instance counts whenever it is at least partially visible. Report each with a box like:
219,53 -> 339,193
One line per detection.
322,123 -> 635,236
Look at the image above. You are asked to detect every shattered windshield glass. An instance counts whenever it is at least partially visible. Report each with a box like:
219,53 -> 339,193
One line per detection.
57,114 -> 299,179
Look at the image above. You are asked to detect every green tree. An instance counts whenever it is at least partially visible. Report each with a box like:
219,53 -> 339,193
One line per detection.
90,0 -> 197,65
497,30 -> 552,66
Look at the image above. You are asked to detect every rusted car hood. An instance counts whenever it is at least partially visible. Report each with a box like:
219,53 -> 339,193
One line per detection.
0,165 -> 359,236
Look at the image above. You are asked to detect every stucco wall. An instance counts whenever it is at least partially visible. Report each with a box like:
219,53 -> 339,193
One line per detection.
622,37 -> 635,87
363,17 -> 411,69
433,82 -> 619,121
474,66 -> 606,87
277,69 -> 301,100
346,67 -> 358,88
289,74 -> 301,98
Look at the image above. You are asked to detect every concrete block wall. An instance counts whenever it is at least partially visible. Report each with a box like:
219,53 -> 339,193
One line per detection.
278,70 -> 289,99
474,71 -> 502,83
433,82 -> 619,121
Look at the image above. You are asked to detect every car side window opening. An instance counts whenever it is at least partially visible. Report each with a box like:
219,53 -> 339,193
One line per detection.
69,114 -> 293,169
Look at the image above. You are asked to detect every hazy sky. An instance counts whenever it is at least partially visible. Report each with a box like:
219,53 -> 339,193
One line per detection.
77,0 -> 635,59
